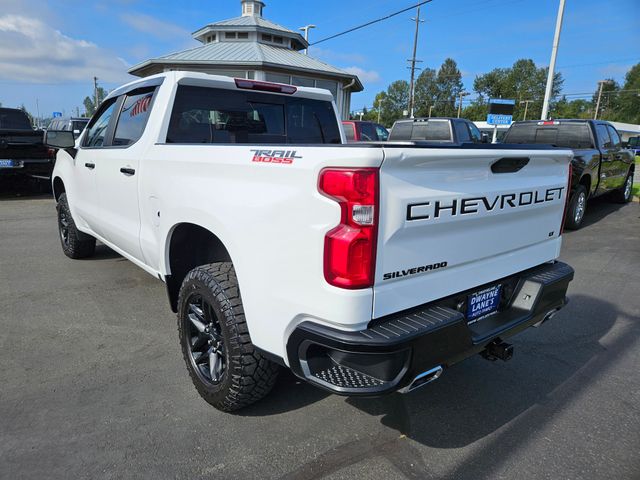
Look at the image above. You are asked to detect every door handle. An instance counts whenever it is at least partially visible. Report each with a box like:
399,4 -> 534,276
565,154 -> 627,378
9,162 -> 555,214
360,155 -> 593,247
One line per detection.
120,167 -> 135,176
84,162 -> 95,169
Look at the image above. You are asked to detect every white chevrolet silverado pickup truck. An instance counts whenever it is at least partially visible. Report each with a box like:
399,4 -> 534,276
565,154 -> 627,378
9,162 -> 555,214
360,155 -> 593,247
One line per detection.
45,72 -> 574,411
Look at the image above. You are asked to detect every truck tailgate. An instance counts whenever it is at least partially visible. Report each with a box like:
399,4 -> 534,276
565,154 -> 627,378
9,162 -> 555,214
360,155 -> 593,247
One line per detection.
374,147 -> 572,318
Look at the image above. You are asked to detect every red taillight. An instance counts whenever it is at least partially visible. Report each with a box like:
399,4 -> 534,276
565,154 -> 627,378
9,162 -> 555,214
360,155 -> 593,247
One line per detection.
561,162 -> 573,233
319,168 -> 379,289
234,78 -> 297,95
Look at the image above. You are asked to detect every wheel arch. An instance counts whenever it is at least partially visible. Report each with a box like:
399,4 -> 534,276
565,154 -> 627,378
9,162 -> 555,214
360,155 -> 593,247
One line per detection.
579,173 -> 592,197
52,176 -> 65,201
165,223 -> 233,312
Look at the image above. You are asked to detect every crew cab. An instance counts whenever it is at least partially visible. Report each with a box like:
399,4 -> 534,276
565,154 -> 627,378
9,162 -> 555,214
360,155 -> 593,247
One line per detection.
0,108 -> 54,180
46,72 -> 574,412
342,120 -> 389,142
389,117 -> 487,143
503,120 -> 635,229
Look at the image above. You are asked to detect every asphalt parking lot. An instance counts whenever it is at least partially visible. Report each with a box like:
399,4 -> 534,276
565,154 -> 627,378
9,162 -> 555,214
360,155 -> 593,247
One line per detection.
1,189 -> 639,480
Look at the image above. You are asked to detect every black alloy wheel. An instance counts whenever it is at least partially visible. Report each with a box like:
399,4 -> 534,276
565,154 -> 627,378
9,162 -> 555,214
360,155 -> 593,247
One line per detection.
184,294 -> 226,385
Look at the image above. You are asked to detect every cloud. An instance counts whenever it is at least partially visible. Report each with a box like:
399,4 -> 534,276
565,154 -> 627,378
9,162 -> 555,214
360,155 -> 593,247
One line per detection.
120,13 -> 189,40
0,14 -> 130,84
343,67 -> 381,83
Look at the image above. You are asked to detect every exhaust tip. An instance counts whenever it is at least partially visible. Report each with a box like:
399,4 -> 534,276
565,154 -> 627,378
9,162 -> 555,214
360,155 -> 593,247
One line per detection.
399,366 -> 443,393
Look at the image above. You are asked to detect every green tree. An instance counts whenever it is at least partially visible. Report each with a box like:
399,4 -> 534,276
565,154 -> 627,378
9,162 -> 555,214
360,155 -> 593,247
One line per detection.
413,67 -> 438,117
461,99 -> 489,121
371,80 -> 410,127
473,59 -> 563,120
551,97 -> 592,119
435,58 -> 463,117
83,86 -> 107,116
592,79 -> 620,121
616,63 -> 640,123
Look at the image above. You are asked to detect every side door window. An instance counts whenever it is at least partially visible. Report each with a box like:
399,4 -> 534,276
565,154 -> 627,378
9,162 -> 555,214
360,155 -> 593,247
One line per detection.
453,120 -> 471,142
112,88 -> 157,147
468,122 -> 483,143
606,126 -> 621,148
359,122 -> 376,141
375,124 -> 389,141
595,124 -> 612,149
83,99 -> 118,148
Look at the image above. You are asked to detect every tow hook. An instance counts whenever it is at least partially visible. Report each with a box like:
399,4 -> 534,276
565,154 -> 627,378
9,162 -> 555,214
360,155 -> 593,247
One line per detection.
481,339 -> 513,362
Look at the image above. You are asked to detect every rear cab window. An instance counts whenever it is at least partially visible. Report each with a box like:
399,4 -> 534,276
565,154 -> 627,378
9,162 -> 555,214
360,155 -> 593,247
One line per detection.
166,85 -> 341,144
411,120 -> 452,141
504,122 -> 594,149
0,109 -> 32,130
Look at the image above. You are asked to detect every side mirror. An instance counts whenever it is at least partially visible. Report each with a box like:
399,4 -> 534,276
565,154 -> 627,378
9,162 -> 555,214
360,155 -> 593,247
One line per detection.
481,133 -> 490,143
45,130 -> 76,149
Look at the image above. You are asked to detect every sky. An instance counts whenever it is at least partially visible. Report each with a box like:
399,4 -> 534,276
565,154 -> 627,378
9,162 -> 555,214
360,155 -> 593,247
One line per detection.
0,0 -> 638,118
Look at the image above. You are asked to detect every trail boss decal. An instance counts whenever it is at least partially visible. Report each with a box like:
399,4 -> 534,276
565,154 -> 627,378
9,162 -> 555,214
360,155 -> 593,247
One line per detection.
407,187 -> 565,221
383,261 -> 448,281
251,149 -> 302,165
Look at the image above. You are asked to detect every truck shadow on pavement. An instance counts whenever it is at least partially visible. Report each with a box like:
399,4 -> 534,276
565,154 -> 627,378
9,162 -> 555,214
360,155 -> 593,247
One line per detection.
271,294 -> 634,479
576,195 -> 627,229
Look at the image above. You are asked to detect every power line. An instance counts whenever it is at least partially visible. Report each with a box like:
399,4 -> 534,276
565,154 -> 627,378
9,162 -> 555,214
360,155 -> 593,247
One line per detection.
310,0 -> 434,46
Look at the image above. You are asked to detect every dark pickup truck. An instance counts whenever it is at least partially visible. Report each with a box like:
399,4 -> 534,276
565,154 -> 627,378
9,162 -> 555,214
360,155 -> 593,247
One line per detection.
503,119 -> 635,229
0,108 -> 54,181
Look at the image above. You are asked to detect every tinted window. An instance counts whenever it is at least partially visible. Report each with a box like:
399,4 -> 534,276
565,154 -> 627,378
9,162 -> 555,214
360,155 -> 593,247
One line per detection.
606,125 -> 621,148
389,121 -> 413,140
375,124 -> 389,141
360,122 -> 376,141
629,136 -> 639,147
71,120 -> 88,132
504,122 -> 594,149
0,109 -> 31,130
411,120 -> 451,141
83,99 -> 117,148
468,122 -> 483,143
167,85 -> 340,144
453,121 -> 471,142
113,89 -> 156,146
343,123 -> 356,140
595,124 -> 611,149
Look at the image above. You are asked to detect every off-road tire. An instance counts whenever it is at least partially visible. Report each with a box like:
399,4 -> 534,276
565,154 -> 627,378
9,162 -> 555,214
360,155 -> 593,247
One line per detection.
177,262 -> 279,412
56,193 -> 96,259
564,185 -> 588,230
612,171 -> 634,203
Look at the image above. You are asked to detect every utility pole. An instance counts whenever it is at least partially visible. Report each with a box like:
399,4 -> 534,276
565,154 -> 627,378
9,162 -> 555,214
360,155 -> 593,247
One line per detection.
541,0 -> 566,120
407,5 -> 424,118
93,76 -> 99,111
594,80 -> 612,120
35,98 -> 40,129
376,98 -> 383,124
520,99 -> 533,120
457,91 -> 469,118
299,25 -> 316,55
